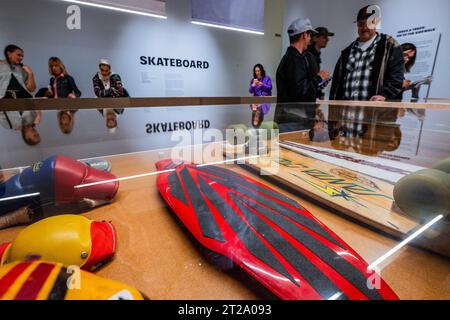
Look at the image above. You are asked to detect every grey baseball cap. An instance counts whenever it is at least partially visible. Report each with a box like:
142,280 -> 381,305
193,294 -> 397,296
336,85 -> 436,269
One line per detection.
287,18 -> 317,36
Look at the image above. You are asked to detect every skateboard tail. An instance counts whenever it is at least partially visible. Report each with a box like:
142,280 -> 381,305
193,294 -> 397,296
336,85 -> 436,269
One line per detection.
156,160 -> 399,300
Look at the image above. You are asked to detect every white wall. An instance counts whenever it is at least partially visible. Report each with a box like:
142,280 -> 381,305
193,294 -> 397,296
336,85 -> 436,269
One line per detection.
283,0 -> 450,99
0,0 -> 284,98
0,0 -> 285,167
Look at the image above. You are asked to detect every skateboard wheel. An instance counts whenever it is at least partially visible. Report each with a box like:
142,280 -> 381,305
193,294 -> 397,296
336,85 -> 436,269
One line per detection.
260,121 -> 279,130
227,124 -> 248,132
432,157 -> 450,174
393,169 -> 450,222
248,121 -> 279,141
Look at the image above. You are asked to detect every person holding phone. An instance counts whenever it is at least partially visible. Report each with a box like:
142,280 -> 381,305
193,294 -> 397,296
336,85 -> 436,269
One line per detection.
305,27 -> 334,99
0,44 -> 36,99
276,18 -> 330,103
249,64 -> 272,97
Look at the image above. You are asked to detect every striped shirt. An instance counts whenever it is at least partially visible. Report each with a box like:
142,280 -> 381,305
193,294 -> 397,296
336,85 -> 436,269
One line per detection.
343,34 -> 381,100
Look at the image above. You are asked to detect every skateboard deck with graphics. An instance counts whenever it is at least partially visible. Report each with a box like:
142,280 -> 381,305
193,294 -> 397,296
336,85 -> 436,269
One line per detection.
280,140 -> 425,184
238,145 -> 450,258
155,159 -> 398,300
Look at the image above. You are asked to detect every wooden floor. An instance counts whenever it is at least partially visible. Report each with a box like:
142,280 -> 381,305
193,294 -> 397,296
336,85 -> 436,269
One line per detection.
0,146 -> 449,300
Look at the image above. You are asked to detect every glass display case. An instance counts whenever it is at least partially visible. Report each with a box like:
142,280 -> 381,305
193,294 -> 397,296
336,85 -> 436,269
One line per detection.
0,100 -> 449,300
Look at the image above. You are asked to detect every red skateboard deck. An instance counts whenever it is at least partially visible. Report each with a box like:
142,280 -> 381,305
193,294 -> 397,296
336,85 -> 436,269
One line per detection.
156,159 -> 398,300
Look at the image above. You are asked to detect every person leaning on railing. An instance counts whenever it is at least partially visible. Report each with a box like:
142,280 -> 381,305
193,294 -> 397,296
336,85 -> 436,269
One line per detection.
42,57 -> 81,135
45,56 -> 82,99
93,59 -> 129,133
93,58 -> 129,98
0,44 -> 36,99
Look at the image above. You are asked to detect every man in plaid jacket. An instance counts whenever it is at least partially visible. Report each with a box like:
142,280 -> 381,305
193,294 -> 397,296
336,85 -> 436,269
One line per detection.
330,5 -> 404,101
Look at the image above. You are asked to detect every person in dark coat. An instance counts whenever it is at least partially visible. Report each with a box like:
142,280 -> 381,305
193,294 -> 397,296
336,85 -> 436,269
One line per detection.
330,5 -> 404,101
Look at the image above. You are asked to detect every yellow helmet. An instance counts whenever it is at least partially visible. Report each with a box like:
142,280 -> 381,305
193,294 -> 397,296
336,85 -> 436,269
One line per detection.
0,215 -> 116,271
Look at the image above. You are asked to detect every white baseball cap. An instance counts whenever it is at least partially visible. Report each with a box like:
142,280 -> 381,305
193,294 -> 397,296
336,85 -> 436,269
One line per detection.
287,18 -> 317,36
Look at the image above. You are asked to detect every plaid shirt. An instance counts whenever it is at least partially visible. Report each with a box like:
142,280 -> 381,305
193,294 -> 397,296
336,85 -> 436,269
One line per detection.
344,34 -> 381,100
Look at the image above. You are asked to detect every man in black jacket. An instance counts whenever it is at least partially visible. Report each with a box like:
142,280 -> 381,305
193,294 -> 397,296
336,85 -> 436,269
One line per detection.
276,18 -> 330,103
305,27 -> 335,99
330,5 -> 404,101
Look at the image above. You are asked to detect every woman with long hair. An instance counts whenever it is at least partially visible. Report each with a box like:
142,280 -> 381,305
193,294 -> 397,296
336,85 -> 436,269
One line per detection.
44,57 -> 81,134
45,57 -> 81,99
395,43 -> 418,101
249,63 -> 272,96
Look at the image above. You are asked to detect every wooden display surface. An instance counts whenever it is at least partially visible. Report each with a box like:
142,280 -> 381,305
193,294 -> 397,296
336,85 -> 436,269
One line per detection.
0,146 -> 449,300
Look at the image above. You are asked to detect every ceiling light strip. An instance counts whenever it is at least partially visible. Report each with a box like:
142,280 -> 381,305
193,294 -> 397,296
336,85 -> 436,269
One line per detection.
61,0 -> 167,19
192,21 -> 264,35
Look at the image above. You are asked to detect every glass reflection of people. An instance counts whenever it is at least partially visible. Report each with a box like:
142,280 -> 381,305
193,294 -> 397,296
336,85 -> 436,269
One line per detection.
0,44 -> 35,99
308,108 -> 336,143
98,109 -> 123,133
250,104 -> 270,128
327,105 -> 402,156
93,59 -> 128,132
57,110 -> 77,135
249,64 -> 272,97
0,110 -> 41,146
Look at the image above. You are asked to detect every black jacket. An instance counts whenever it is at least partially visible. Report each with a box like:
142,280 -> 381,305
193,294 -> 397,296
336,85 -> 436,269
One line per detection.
49,75 -> 82,98
304,44 -> 321,76
330,33 -> 404,101
305,45 -> 325,99
276,46 -> 322,103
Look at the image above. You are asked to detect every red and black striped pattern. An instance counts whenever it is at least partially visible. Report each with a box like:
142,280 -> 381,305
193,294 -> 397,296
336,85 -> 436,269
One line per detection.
156,160 -> 399,300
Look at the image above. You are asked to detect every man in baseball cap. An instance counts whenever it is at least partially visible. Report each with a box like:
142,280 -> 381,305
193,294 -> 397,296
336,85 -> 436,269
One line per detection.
287,18 -> 317,37
276,18 -> 330,104
305,27 -> 335,99
330,5 -> 404,102
354,5 -> 379,23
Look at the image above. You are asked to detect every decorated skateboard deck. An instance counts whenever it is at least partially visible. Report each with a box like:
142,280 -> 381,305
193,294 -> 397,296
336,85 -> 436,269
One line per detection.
280,141 -> 425,184
240,143 -> 450,257
155,159 -> 398,300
